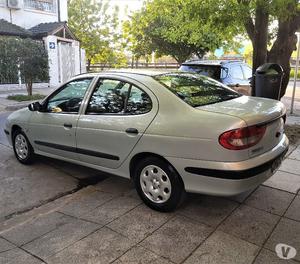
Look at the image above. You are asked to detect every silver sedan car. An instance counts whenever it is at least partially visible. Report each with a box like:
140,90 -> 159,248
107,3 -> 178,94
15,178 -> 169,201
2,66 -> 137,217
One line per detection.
4,71 -> 289,211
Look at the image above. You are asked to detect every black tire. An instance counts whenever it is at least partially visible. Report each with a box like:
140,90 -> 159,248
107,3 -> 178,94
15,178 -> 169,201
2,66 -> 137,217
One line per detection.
12,130 -> 35,164
133,156 -> 184,212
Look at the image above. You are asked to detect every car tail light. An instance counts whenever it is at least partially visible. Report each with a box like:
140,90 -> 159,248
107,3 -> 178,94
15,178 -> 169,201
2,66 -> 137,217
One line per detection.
219,125 -> 266,150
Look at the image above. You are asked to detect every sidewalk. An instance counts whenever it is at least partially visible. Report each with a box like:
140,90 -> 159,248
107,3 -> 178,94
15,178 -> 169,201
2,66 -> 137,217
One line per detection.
0,144 -> 300,263
0,86 -> 55,112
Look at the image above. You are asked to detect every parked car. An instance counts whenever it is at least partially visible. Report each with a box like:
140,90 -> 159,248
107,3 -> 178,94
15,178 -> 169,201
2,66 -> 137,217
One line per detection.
179,60 -> 253,95
5,71 -> 288,212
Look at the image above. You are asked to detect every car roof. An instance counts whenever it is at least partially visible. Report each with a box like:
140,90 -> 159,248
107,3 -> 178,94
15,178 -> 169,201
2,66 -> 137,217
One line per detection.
73,69 -> 178,79
181,60 -> 244,66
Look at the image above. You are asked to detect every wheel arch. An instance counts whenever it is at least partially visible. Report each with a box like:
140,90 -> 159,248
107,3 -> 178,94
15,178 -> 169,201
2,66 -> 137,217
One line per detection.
11,124 -> 22,139
129,152 -> 185,188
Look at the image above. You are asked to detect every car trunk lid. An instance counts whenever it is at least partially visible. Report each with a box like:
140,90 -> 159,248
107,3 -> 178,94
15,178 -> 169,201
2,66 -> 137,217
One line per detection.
197,96 -> 286,157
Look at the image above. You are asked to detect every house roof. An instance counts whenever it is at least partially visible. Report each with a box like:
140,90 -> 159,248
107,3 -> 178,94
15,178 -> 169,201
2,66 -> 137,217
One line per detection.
29,22 -> 77,40
0,20 -> 77,40
29,22 -> 65,38
0,19 -> 31,37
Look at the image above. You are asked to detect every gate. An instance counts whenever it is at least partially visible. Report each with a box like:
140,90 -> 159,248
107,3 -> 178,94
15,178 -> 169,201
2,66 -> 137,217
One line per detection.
58,41 -> 75,83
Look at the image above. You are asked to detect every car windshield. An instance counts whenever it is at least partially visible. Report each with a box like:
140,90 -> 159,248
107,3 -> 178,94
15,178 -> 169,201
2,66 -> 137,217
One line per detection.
179,65 -> 221,79
154,73 -> 241,107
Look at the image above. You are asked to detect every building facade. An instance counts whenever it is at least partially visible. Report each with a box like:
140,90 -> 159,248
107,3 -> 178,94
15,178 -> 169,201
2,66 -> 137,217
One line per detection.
0,0 -> 85,87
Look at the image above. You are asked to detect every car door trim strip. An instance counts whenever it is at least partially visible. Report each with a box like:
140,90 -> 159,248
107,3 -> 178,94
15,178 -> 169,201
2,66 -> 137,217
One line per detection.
34,140 -> 120,160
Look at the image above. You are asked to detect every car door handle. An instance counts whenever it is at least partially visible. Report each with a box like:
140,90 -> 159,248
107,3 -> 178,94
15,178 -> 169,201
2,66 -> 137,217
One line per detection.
125,128 -> 138,134
64,123 -> 73,128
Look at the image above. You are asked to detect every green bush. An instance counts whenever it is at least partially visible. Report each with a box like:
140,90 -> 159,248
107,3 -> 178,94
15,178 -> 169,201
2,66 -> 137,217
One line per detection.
7,94 -> 46,102
0,37 -> 49,95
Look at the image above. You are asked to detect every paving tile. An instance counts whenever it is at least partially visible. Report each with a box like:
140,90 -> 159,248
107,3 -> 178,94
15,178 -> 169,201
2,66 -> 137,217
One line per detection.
183,231 -> 259,264
108,204 -> 173,242
1,212 -> 73,246
227,188 -> 256,203
22,218 -> 99,259
0,248 -> 43,264
253,248 -> 298,264
141,215 -> 212,263
47,227 -> 134,264
113,246 -> 172,264
45,158 -> 106,179
59,190 -> 114,217
263,170 -> 300,194
265,218 -> 300,261
81,196 -> 141,225
280,159 -> 300,175
285,195 -> 300,221
244,186 -> 295,215
288,146 -> 300,161
218,205 -> 280,246
178,195 -> 238,227
0,158 -> 78,220
93,176 -> 134,195
0,237 -> 15,253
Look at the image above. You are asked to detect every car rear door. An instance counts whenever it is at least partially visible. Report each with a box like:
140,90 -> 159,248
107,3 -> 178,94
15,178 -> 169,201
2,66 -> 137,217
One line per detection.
75,77 -> 158,169
28,78 -> 94,160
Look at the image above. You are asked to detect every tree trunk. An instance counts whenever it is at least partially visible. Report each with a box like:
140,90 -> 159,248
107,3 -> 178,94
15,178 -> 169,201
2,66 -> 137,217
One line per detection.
26,79 -> 32,96
268,21 -> 298,98
251,4 -> 269,95
87,59 -> 91,72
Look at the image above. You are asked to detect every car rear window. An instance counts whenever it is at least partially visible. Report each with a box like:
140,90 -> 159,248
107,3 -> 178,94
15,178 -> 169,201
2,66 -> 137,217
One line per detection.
153,73 -> 241,107
179,65 -> 221,79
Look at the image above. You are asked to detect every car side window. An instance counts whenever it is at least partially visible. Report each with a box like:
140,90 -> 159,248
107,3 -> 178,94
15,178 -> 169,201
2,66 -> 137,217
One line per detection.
86,79 -> 152,115
230,65 -> 244,80
126,85 -> 152,115
242,65 -> 253,80
46,78 -> 92,114
86,79 -> 130,114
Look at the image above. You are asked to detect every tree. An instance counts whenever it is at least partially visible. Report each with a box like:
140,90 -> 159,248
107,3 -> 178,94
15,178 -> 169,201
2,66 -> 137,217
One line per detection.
18,38 -> 49,96
125,0 -> 242,64
68,0 -> 119,71
0,37 -> 48,95
0,37 -> 20,84
123,13 -> 152,66
221,0 -> 300,97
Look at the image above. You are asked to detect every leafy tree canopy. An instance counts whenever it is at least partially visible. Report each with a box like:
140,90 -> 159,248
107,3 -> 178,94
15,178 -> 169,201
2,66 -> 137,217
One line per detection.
124,0 -> 242,63
68,0 -> 120,69
0,37 -> 49,95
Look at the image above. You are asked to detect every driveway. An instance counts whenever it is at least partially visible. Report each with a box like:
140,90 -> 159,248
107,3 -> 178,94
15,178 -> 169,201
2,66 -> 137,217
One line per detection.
0,145 -> 299,263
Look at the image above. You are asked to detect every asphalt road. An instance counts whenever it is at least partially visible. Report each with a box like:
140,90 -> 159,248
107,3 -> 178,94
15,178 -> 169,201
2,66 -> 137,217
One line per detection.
0,111 -> 10,147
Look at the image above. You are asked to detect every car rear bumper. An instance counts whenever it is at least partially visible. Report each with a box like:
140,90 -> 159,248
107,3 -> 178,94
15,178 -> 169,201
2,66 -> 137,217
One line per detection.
165,134 -> 289,196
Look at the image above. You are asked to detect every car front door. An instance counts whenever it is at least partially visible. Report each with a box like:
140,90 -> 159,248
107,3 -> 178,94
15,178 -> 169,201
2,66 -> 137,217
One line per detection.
28,77 -> 94,160
76,77 -> 158,169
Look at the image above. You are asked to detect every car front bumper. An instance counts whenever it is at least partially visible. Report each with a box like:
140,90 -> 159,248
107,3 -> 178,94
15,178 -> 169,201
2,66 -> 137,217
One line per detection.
165,134 -> 289,196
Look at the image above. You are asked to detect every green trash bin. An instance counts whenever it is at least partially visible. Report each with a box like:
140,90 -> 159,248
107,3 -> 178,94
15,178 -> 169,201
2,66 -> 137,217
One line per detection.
254,63 -> 284,100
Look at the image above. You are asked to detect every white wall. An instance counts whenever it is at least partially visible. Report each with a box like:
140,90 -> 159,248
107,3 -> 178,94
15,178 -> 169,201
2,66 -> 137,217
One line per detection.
73,40 -> 80,75
59,0 -> 68,22
44,36 -> 59,86
0,0 -> 68,29
44,36 -> 83,86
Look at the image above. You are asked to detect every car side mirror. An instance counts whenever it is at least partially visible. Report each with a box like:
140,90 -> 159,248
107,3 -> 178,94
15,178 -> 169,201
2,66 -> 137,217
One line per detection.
28,102 -> 41,111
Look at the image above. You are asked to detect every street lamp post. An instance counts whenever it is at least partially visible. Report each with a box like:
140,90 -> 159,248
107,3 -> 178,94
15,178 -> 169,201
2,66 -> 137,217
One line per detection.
291,32 -> 300,114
